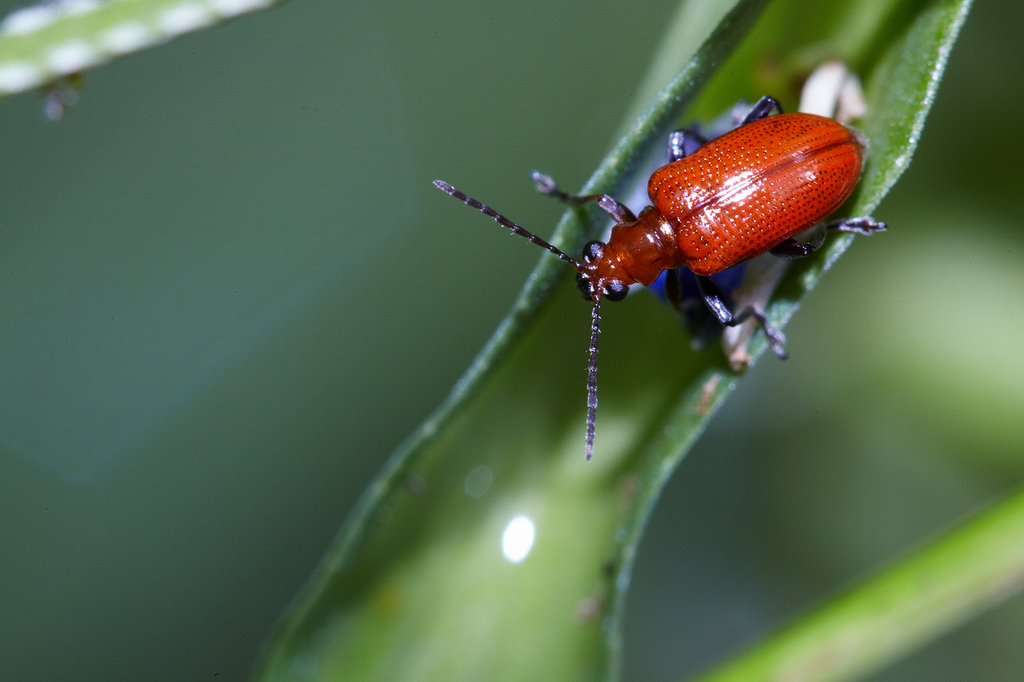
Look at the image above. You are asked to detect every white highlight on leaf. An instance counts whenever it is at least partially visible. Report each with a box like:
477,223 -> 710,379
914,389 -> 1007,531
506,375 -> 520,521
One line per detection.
501,515 -> 536,564
61,0 -> 103,18
1,5 -> 60,36
0,62 -> 44,93
1,0 -> 104,36
210,0 -> 275,17
103,21 -> 153,54
159,2 -> 215,35
47,40 -> 100,73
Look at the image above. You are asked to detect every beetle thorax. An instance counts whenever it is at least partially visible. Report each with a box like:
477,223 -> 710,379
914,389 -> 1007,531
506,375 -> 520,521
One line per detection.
591,206 -> 682,288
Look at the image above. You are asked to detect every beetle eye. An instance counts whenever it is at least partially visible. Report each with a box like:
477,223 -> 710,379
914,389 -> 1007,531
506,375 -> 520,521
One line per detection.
576,274 -> 594,300
582,241 -> 604,263
604,281 -> 629,301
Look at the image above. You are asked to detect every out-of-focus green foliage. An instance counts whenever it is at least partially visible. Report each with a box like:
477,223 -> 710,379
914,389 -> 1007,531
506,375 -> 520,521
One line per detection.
0,0 -> 1019,680
0,0 -> 279,98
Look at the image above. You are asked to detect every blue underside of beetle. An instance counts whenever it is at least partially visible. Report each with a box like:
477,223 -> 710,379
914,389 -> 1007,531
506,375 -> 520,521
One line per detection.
648,264 -> 748,349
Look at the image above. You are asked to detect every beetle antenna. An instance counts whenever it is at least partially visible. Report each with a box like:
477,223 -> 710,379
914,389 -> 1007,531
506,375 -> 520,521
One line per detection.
585,299 -> 601,461
434,180 -> 584,271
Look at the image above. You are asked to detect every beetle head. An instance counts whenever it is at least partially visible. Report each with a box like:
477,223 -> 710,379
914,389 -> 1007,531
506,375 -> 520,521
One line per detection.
575,241 -> 631,302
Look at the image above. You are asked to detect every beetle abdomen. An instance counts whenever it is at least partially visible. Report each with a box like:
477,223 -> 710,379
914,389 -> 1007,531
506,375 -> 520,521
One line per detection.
648,113 -> 862,276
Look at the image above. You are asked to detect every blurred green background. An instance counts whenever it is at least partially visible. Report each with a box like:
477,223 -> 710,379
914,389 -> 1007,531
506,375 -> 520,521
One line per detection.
0,1 -> 1021,680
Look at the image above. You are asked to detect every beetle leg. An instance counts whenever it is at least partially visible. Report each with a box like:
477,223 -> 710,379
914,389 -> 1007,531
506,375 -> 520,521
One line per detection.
667,129 -> 707,162
740,96 -> 783,125
827,216 -> 887,235
659,268 -> 728,349
532,171 -> 637,223
667,97 -> 779,162
770,227 -> 827,259
771,215 -> 886,260
697,275 -> 787,359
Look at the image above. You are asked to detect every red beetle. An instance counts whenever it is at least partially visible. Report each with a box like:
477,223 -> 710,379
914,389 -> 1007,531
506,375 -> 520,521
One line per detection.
435,96 -> 884,460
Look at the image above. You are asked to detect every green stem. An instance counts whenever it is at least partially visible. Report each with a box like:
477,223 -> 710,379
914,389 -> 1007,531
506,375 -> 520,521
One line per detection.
694,486 -> 1024,682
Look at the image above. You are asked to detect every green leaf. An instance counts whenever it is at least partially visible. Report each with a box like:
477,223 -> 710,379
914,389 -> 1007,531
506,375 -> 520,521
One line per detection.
253,0 -> 976,680
0,0 -> 280,97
